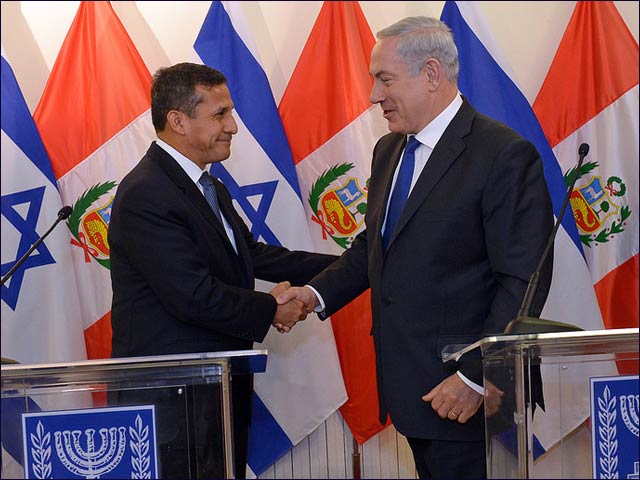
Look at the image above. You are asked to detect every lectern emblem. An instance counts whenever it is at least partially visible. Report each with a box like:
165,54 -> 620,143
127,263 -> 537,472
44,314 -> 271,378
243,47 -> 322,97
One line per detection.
590,375 -> 639,479
22,405 -> 158,479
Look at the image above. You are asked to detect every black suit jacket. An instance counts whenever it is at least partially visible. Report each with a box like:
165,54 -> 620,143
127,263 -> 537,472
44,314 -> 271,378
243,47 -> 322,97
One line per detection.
109,142 -> 336,357
109,142 -> 336,477
310,99 -> 553,441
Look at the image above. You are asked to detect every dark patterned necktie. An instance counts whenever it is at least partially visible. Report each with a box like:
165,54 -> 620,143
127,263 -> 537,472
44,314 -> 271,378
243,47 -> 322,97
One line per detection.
198,171 -> 222,222
382,136 -> 421,252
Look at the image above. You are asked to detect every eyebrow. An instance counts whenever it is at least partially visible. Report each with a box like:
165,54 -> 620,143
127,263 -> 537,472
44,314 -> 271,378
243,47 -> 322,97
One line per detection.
373,70 -> 395,79
213,104 -> 234,115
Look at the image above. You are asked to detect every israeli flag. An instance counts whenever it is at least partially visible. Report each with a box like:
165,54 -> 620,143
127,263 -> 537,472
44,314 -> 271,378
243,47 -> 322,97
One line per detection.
193,2 -> 347,476
440,0 -> 612,454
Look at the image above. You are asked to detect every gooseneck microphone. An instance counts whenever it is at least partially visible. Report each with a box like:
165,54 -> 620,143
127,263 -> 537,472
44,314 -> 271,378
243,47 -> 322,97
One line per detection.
1,205 -> 73,287
504,144 -> 590,334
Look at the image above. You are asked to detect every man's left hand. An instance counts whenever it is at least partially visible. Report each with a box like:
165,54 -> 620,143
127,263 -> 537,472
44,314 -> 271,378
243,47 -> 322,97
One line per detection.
422,373 -> 483,423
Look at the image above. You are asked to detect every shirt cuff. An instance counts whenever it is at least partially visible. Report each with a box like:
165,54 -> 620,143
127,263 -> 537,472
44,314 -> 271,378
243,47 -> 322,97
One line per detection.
457,371 -> 484,395
305,285 -> 326,313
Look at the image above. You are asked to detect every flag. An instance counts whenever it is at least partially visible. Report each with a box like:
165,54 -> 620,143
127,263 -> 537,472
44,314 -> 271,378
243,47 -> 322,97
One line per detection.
193,2 -> 347,475
440,0 -> 631,453
32,1 -> 155,361
1,51 -> 86,365
278,1 -> 390,444
532,1 -> 639,350
1,48 -> 86,473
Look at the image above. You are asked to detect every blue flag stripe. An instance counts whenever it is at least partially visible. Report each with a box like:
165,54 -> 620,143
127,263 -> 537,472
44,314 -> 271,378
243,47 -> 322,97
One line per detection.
247,393 -> 294,474
441,1 -> 583,255
193,1 -> 301,199
1,56 -> 57,187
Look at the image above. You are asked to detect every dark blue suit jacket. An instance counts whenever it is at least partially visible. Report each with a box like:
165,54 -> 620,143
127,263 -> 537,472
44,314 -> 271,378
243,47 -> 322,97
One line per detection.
310,99 -> 553,441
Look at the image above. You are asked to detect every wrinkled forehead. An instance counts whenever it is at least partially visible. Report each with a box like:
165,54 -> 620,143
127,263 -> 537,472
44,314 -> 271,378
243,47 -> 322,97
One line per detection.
370,37 -> 407,76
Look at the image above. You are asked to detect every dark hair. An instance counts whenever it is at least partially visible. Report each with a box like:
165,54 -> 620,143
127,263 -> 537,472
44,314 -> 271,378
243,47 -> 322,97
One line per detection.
151,62 -> 228,131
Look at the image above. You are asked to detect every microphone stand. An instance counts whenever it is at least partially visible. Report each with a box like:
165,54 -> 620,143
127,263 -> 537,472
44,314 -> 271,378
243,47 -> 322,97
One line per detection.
1,206 -> 73,287
504,144 -> 590,335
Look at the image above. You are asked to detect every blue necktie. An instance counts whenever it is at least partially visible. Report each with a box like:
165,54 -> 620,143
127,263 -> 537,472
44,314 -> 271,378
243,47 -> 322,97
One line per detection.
198,171 -> 222,222
382,136 -> 421,252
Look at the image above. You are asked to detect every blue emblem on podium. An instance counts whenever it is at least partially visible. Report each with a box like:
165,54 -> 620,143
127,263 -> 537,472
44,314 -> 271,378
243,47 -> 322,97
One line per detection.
22,405 -> 158,479
590,375 -> 639,479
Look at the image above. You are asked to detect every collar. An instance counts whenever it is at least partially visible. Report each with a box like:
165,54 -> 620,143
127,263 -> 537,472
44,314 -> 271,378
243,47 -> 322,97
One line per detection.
155,138 -> 208,185
414,93 -> 463,149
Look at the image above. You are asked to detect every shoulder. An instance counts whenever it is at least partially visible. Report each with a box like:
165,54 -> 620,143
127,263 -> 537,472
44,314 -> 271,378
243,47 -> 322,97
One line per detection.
372,132 -> 404,157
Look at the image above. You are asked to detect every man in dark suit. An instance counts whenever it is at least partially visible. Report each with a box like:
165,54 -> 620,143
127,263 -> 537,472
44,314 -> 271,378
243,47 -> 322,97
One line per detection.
108,63 -> 335,479
276,16 -> 553,478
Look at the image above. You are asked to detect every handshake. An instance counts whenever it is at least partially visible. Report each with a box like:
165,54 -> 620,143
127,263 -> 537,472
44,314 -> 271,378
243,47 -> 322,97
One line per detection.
269,282 -> 320,334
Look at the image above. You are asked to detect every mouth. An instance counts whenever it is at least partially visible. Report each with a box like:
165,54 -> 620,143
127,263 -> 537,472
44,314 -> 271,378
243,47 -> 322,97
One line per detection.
382,109 -> 395,120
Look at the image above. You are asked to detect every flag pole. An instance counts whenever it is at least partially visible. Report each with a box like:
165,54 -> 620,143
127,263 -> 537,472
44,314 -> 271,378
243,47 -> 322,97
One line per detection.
352,437 -> 361,479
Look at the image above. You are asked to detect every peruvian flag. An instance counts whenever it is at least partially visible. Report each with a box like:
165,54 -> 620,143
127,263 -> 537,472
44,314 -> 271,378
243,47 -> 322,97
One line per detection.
279,1 -> 390,443
533,1 -> 639,353
32,1 -> 154,360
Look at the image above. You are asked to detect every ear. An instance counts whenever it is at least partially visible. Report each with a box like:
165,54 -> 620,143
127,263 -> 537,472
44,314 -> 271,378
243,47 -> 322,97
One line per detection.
166,110 -> 185,134
423,58 -> 442,92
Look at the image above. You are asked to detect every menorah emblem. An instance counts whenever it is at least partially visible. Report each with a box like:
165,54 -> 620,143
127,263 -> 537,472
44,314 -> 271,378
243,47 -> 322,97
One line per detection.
620,394 -> 639,437
54,426 -> 126,479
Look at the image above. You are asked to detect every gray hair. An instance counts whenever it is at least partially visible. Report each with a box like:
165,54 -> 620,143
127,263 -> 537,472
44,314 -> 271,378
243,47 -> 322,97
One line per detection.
377,17 -> 459,82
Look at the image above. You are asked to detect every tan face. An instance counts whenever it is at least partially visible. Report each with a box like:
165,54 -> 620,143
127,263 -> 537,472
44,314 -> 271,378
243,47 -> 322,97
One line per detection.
178,84 -> 238,169
369,37 -> 432,135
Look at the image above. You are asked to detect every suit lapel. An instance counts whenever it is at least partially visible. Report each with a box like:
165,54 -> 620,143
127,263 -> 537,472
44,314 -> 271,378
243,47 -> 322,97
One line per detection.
369,138 -> 405,258
150,143 -> 244,259
386,99 -> 476,249
213,177 -> 254,278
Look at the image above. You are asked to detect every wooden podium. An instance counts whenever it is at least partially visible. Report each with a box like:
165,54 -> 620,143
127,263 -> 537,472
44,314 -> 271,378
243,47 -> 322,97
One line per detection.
1,350 -> 266,479
442,328 -> 639,479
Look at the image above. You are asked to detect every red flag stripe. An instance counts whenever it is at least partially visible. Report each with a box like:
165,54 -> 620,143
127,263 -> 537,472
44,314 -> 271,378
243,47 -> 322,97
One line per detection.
84,311 -> 113,360
331,292 -> 390,443
533,1 -> 639,148
33,1 -> 151,180
594,254 -> 639,331
279,2 -> 375,164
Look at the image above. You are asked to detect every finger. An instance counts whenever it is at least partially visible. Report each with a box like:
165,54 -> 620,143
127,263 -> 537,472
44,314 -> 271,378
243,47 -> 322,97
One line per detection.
446,408 -> 462,421
457,411 -> 471,423
276,290 -> 294,304
422,387 -> 437,402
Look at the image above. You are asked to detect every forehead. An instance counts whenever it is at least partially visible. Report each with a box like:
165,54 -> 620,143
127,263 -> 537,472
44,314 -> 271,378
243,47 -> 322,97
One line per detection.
370,37 -> 408,76
194,83 -> 232,108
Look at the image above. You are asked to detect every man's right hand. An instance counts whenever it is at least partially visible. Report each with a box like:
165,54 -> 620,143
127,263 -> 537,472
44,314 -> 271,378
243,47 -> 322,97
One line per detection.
271,286 -> 320,333
277,286 -> 319,313
269,282 -> 308,333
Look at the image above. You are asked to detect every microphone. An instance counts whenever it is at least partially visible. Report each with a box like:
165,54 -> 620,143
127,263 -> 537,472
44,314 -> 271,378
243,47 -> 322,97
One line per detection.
1,205 -> 73,287
504,144 -> 590,334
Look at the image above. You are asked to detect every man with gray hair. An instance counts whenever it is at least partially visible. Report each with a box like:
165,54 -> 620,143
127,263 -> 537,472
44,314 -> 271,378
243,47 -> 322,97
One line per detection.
277,16 -> 553,477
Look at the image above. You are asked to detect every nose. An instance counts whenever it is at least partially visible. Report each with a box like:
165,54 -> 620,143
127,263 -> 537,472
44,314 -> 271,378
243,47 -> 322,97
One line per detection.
369,81 -> 383,105
227,113 -> 239,135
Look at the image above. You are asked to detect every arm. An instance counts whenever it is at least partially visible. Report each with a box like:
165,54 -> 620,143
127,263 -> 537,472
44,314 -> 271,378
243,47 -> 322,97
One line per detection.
459,138 -> 553,383
110,183 -> 276,342
424,136 -> 553,419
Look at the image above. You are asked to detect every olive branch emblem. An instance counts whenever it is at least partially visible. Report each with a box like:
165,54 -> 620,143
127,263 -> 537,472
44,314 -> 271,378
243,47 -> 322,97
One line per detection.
563,161 -> 631,247
308,163 -> 365,250
68,181 -> 117,269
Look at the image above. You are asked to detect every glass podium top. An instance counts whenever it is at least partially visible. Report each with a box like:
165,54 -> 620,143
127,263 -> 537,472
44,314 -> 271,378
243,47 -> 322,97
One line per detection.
441,328 -> 638,363
1,350 -> 267,392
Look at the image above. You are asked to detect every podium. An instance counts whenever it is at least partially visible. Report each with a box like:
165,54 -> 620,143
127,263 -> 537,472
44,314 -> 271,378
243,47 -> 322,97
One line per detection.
1,350 -> 266,479
442,328 -> 639,479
